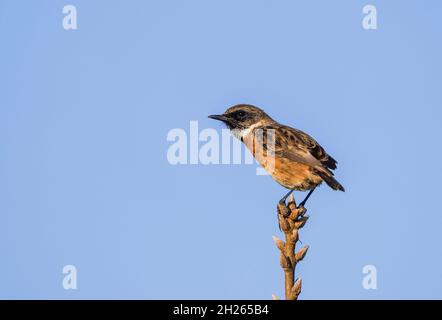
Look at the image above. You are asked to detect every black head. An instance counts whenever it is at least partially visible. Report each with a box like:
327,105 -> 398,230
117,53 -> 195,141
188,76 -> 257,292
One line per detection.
208,104 -> 273,130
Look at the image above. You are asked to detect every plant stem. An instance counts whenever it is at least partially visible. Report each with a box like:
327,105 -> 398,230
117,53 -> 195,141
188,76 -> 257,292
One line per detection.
272,194 -> 309,300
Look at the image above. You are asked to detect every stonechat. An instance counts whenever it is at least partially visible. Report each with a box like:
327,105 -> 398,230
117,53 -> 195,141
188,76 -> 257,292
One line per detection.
209,104 -> 344,207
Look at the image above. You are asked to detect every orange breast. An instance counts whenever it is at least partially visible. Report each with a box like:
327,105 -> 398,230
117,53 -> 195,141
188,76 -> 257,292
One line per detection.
242,132 -> 322,190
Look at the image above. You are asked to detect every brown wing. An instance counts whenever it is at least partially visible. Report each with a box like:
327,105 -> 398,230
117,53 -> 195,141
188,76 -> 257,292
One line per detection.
255,123 -> 338,170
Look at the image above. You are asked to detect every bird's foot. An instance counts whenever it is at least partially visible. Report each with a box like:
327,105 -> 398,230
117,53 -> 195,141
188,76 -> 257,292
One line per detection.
277,195 -> 309,232
296,204 -> 307,216
278,195 -> 306,219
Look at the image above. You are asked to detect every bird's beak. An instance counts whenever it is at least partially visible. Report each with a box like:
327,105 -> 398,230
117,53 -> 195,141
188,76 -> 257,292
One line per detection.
208,114 -> 229,122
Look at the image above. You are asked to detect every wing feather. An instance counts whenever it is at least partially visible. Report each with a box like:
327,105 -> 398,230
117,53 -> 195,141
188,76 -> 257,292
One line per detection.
255,124 -> 338,170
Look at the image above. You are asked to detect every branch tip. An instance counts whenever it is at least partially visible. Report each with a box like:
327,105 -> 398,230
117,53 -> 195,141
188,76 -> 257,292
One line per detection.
288,194 -> 295,203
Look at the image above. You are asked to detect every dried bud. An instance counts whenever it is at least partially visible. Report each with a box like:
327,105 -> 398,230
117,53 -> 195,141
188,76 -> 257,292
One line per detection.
288,206 -> 306,220
287,194 -> 296,206
291,229 -> 299,243
277,202 -> 286,213
277,204 -> 291,218
298,206 -> 307,216
279,252 -> 292,269
278,216 -> 290,232
291,277 -> 302,298
294,216 -> 309,229
295,245 -> 309,262
272,235 -> 285,252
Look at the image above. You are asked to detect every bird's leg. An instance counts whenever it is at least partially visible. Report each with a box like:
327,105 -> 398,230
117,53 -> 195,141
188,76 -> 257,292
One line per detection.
279,189 -> 295,205
278,189 -> 295,218
298,187 -> 316,208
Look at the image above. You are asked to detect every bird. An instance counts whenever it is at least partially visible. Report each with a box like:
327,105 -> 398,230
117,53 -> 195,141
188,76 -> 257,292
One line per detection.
209,104 -> 344,208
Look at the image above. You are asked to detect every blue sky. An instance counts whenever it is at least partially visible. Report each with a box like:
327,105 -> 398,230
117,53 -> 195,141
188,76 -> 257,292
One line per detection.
1,0 -> 441,299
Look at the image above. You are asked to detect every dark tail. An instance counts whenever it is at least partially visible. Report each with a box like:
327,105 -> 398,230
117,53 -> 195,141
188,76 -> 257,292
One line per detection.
314,168 -> 345,192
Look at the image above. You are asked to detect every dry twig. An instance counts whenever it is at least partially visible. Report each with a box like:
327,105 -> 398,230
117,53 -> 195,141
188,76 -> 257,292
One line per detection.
272,194 -> 309,300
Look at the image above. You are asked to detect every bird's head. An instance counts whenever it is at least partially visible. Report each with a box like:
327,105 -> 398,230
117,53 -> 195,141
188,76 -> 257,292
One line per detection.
208,104 -> 273,131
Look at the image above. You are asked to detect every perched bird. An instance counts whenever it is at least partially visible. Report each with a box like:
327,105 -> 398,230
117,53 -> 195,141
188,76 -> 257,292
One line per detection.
209,104 -> 344,207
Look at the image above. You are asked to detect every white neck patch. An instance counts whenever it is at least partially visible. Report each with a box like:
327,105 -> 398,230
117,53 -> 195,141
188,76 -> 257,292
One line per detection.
231,121 -> 266,140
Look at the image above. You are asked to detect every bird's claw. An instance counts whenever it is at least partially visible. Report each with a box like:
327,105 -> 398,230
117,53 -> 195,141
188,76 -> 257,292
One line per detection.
296,205 -> 307,216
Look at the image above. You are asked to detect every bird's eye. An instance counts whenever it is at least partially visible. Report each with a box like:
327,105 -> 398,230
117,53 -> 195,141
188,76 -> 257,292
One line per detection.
236,111 -> 246,119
